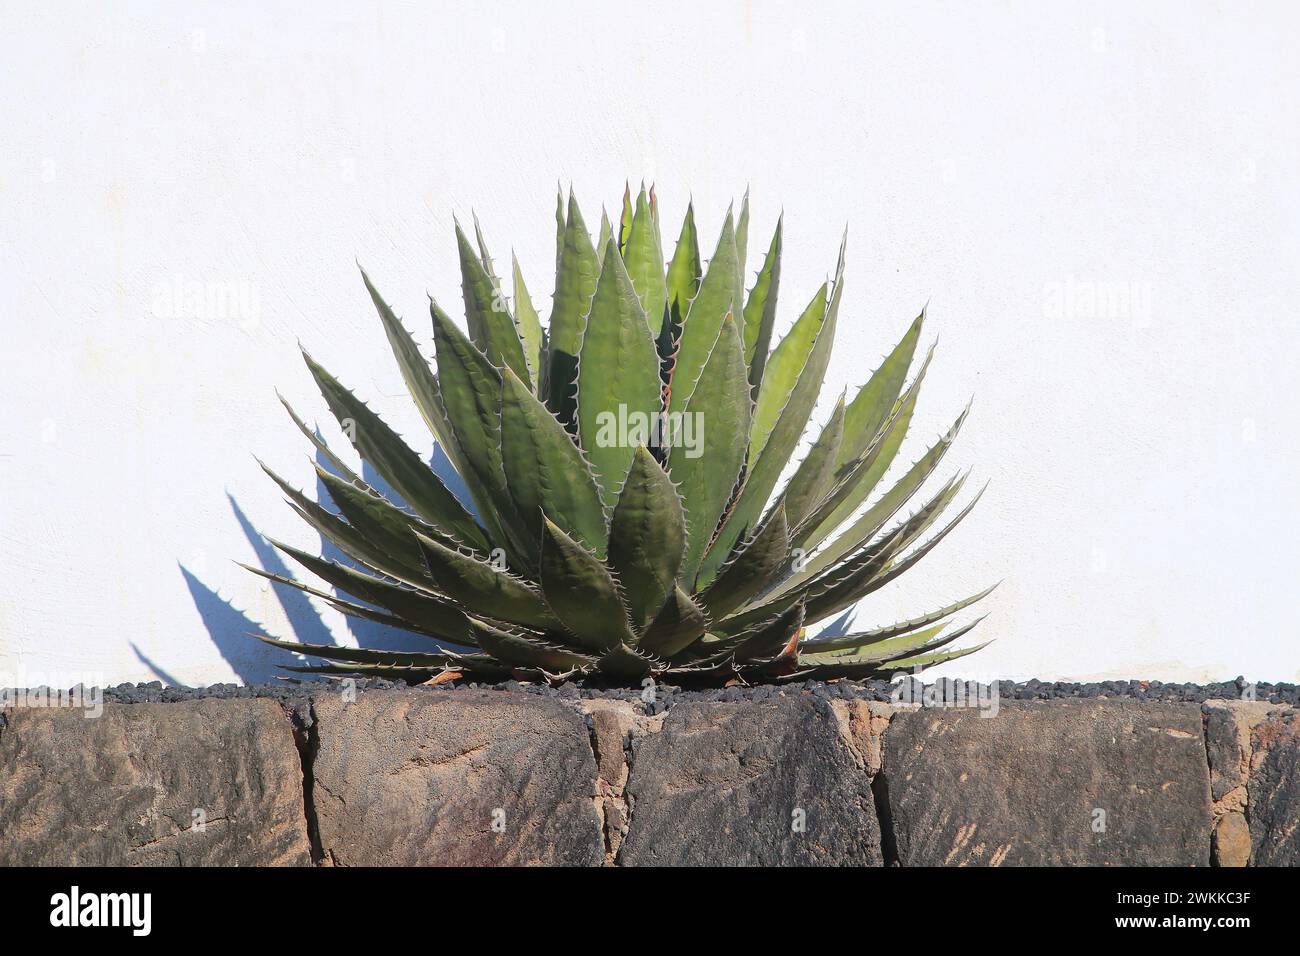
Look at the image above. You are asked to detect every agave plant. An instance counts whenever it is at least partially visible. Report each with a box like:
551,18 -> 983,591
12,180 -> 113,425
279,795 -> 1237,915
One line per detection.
246,186 -> 994,685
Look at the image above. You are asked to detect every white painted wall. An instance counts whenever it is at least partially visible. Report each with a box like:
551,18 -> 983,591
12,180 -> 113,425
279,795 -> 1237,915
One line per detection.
3,0 -> 1297,687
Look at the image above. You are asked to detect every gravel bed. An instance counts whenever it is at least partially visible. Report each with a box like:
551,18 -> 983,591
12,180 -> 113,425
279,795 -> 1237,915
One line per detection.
5,675 -> 1290,713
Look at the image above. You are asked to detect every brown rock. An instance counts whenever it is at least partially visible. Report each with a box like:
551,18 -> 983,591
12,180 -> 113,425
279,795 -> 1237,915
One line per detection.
310,688 -> 602,866
1213,811 -> 1251,867
831,699 -> 899,775
1203,700 -> 1275,809
884,699 -> 1212,866
1248,708 -> 1300,865
620,697 -> 882,866
0,699 -> 310,866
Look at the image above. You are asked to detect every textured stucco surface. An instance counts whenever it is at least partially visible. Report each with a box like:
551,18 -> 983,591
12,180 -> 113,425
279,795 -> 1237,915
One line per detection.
1,1 -> 1298,686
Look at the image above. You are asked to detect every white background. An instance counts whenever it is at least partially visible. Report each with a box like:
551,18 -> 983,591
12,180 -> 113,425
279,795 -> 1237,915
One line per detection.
2,0 -> 1297,687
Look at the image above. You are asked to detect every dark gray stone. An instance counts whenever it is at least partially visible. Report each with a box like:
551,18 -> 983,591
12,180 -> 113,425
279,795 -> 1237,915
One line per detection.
0,699 -> 311,865
884,699 -> 1212,866
620,697 -> 881,866
1248,708 -> 1300,865
310,688 -> 602,866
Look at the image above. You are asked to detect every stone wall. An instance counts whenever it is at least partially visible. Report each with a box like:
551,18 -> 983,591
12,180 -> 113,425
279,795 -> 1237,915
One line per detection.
1,690 -> 1296,866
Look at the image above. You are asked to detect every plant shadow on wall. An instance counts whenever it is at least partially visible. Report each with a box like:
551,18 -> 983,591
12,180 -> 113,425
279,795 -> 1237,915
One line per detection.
217,186 -> 996,687
141,446 -> 469,685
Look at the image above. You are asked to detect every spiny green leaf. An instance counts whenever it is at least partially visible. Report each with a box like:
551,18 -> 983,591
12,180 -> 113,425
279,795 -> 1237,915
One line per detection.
270,538 -> 470,640
622,186 -> 667,332
277,392 -> 357,482
279,665 -> 467,681
253,633 -> 464,667
801,624 -> 991,677
698,504 -> 789,622
470,619 -> 597,672
597,643 -> 660,680
875,636 -> 992,672
668,209 -> 742,415
259,461 -> 426,585
795,478 -> 981,629
360,267 -> 460,466
607,446 -> 686,632
666,313 -> 751,585
472,212 -> 499,282
790,348 -> 935,548
313,464 -> 437,577
798,621 -> 951,667
794,345 -> 935,551
775,392 -> 846,528
838,309 -> 925,470
597,208 -> 612,262
300,349 -> 488,551
456,220 -> 531,385
576,240 -> 664,502
242,563 -> 460,641
735,188 -> 751,284
547,192 -> 600,424
733,600 -> 804,663
618,184 -> 633,254
799,525 -> 907,625
414,532 -> 559,630
431,298 -> 502,476
814,471 -> 970,606
639,585 -> 710,658
553,188 -> 566,272
705,575 -> 802,637
780,409 -> 966,594
664,201 -> 702,334
837,473 -> 972,598
696,270 -> 839,588
889,469 -> 972,557
749,283 -> 828,462
430,299 -> 530,562
742,217 -> 782,393
539,518 -> 634,652
511,254 -> 544,390
862,484 -> 986,595
799,586 -> 998,654
501,366 -> 609,556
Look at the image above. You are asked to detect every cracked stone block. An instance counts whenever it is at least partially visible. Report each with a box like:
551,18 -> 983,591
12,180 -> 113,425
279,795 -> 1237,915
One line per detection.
884,699 -> 1212,866
1248,708 -> 1300,865
620,697 -> 882,866
831,699 -> 899,775
0,699 -> 311,866
1203,700 -> 1275,808
311,689 -> 602,866
581,699 -> 662,864
1202,700 -> 1277,865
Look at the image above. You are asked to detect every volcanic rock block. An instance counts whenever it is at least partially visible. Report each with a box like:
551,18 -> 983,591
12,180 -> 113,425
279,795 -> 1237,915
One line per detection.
0,699 -> 311,866
619,697 -> 882,866
884,699 -> 1212,866
1248,708 -> 1300,865
309,688 -> 603,866
1202,700 -> 1277,866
